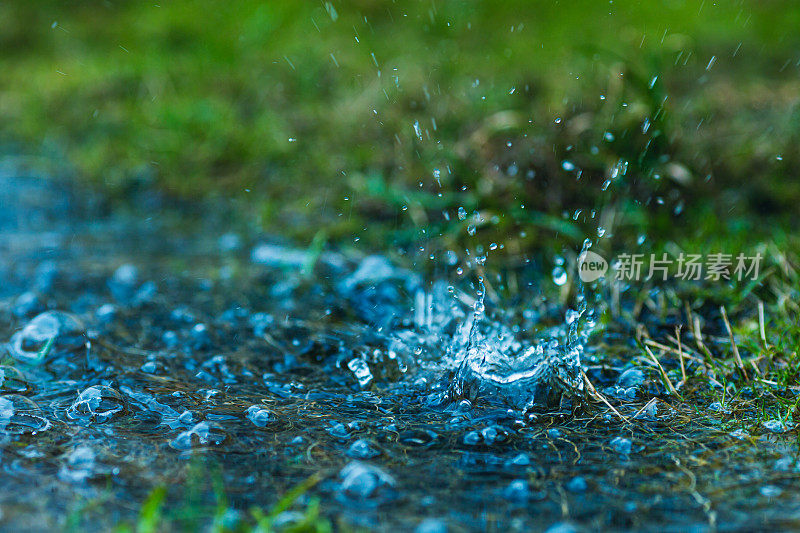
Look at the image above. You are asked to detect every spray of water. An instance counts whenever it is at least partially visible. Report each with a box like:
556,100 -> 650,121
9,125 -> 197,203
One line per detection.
441,239 -> 596,411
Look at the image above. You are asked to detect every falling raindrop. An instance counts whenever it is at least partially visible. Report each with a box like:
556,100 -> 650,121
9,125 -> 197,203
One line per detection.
552,266 -> 568,286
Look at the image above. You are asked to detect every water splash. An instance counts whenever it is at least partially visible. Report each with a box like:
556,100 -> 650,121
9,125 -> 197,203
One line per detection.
431,237 -> 598,410
447,275 -> 590,411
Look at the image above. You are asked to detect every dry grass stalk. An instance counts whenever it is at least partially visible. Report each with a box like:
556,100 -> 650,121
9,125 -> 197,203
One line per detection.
644,345 -> 680,396
720,306 -> 748,380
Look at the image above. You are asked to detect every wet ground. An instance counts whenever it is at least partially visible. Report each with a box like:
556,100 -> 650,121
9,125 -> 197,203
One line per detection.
1,159 -> 799,532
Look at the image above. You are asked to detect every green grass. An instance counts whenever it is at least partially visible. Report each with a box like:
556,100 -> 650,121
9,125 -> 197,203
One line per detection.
110,473 -> 331,533
2,0 -> 800,252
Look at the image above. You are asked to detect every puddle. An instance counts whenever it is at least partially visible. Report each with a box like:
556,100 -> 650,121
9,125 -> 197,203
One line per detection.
0,162 -> 798,531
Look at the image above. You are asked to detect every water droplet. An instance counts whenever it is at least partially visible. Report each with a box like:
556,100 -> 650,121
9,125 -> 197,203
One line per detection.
348,358 -> 374,388
413,120 -> 422,140
552,267 -> 568,286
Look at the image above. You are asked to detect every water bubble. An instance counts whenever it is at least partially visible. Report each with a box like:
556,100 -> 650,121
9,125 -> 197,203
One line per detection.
162,331 -> 179,348
0,366 -> 31,394
566,476 -> 587,492
346,438 -> 381,459
218,232 -> 242,252
95,303 -> 118,325
7,311 -> 86,365
67,385 -> 126,423
337,461 -> 396,503
108,264 -> 140,303
760,485 -> 783,498
617,368 -> 645,388
190,323 -> 211,349
415,518 -> 448,533
481,425 -> 507,445
327,421 -> 351,439
12,292 -> 43,318
397,428 -> 439,447
245,405 -> 273,428
60,445 -> 96,483
170,422 -> 227,450
503,479 -> 531,502
507,453 -> 531,467
463,430 -> 481,445
0,395 -> 50,434
140,360 -> 158,374
609,436 -> 632,455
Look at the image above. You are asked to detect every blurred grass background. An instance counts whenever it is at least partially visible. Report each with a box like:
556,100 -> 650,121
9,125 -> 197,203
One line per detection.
1,0 -> 799,255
